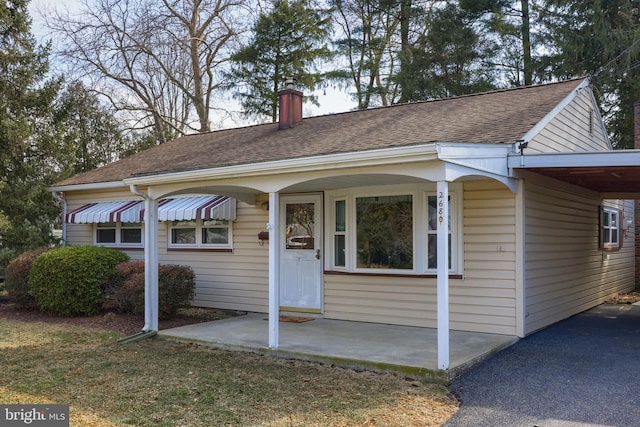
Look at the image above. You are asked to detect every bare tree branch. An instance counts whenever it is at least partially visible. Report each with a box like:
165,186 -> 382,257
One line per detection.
45,0 -> 248,144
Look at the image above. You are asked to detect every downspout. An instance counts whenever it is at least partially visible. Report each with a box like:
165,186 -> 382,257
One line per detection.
129,185 -> 159,333
129,184 -> 147,202
52,192 -> 67,245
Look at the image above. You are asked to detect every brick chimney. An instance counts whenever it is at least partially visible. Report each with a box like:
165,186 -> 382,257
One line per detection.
278,77 -> 303,130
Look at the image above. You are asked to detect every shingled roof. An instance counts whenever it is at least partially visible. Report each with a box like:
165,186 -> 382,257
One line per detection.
53,78 -> 586,187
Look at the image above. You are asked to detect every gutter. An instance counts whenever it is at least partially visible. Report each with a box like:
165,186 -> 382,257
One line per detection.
51,192 -> 67,245
123,144 -> 442,186
48,180 -> 127,193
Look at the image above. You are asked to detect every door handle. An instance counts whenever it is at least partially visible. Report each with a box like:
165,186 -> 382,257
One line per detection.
315,249 -> 321,260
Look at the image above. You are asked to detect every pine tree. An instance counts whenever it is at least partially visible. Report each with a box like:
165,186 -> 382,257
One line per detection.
460,0 -> 539,86
542,0 -> 640,148
0,0 -> 61,260
399,3 -> 495,101
228,0 -> 332,122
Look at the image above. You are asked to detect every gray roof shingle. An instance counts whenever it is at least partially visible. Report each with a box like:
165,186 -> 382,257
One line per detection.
53,78 -> 586,187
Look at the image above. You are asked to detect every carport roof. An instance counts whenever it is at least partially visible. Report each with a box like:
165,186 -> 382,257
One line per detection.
508,150 -> 640,198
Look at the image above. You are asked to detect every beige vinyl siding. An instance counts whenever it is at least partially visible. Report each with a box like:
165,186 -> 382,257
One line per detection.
63,189 -> 270,313
523,172 -> 635,335
323,180 -> 518,336
456,181 -> 517,335
527,87 -> 610,153
122,203 -> 269,312
161,201 -> 269,312
324,275 -> 436,326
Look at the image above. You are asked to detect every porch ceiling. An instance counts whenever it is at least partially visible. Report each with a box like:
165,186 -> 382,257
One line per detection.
509,150 -> 640,198
525,165 -> 640,196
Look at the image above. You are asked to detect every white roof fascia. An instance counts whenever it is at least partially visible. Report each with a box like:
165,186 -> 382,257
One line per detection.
48,180 -> 128,193
508,150 -> 640,169
123,144 -> 441,186
520,78 -> 591,144
436,142 -> 515,177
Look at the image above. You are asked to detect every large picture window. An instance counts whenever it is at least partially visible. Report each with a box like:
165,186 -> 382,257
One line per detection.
327,184 -> 461,275
356,195 -> 413,269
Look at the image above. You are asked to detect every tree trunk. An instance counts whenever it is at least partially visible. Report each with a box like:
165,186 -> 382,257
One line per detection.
398,0 -> 412,103
521,0 -> 532,85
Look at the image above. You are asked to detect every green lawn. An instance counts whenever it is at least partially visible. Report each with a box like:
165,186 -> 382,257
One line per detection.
0,318 -> 457,426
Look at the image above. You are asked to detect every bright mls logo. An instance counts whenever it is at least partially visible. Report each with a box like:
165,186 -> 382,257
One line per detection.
1,405 -> 69,426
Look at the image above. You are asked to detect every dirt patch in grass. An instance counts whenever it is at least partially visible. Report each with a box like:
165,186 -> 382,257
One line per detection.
0,302 -> 243,336
0,303 -> 459,426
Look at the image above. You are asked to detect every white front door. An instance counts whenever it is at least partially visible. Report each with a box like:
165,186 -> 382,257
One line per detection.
280,194 -> 323,312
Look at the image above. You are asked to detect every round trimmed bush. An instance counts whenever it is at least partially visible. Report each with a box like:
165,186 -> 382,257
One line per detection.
29,246 -> 129,316
5,247 -> 52,307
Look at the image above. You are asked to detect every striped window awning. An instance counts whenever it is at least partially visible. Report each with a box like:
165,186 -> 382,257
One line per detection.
65,196 -> 236,224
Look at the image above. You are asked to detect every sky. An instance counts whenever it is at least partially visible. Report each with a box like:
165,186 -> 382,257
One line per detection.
27,0 -> 355,128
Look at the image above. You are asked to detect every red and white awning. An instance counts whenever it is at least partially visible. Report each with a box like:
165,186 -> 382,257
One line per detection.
65,200 -> 143,223
65,196 -> 236,223
157,195 -> 235,221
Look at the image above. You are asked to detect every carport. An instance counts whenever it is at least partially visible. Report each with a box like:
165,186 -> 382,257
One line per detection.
508,150 -> 640,197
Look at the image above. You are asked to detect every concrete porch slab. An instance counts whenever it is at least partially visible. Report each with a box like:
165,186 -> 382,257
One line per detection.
158,313 -> 518,383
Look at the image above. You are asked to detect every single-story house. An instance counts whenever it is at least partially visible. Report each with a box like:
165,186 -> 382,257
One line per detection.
49,77 -> 640,370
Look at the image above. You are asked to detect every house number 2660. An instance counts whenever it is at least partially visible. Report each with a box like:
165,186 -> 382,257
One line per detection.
438,192 -> 445,225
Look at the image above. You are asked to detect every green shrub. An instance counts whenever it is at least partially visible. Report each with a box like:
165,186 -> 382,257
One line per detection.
29,246 -> 129,316
158,264 -> 196,317
104,261 -> 196,318
5,247 -> 52,307
103,261 -> 145,314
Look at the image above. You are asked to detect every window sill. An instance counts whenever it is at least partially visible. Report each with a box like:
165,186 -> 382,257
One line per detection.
324,270 -> 462,279
168,248 -> 233,253
96,245 -> 144,251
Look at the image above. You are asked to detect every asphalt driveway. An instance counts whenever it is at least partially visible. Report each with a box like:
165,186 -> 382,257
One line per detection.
446,303 -> 640,427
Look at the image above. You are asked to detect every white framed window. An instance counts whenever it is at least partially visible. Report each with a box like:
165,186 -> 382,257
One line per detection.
355,194 -> 413,270
326,184 -> 462,275
168,219 -> 232,248
426,193 -> 451,270
601,207 -> 621,251
95,222 -> 143,247
333,199 -> 347,267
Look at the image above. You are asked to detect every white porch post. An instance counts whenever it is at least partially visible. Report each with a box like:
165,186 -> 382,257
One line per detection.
143,197 -> 159,332
436,180 -> 450,370
268,192 -> 280,348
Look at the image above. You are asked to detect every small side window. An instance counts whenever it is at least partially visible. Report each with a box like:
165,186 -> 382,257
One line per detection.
171,221 -> 197,245
95,222 -> 143,246
202,219 -> 230,245
168,219 -> 233,249
96,223 -> 117,244
601,207 -> 621,251
121,223 -> 143,244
